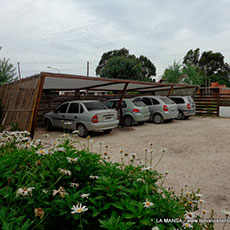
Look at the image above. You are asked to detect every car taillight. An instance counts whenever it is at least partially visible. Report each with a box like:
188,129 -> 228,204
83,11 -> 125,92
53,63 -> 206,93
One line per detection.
187,103 -> 191,109
132,108 -> 140,113
91,114 -> 98,123
163,105 -> 168,112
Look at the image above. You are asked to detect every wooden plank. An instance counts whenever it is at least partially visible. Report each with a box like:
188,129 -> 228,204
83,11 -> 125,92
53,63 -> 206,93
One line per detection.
29,75 -> 45,138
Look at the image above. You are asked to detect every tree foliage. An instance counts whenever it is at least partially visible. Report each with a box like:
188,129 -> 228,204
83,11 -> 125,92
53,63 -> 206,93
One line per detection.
100,56 -> 142,81
96,48 -> 156,81
162,61 -> 202,85
0,57 -> 17,84
183,48 -> 230,86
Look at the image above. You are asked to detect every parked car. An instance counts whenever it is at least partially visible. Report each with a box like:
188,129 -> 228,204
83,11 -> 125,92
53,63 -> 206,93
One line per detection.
133,96 -> 178,124
104,98 -> 150,127
169,96 -> 196,120
44,100 -> 119,137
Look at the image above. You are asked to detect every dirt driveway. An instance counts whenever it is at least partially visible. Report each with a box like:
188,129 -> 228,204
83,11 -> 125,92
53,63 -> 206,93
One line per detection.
35,116 -> 230,227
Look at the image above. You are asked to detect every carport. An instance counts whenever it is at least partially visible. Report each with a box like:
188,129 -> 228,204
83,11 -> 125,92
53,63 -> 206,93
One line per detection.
0,72 -> 199,138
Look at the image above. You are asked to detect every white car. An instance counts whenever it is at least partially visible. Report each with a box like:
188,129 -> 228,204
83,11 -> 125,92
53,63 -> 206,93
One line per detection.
133,96 -> 178,124
44,100 -> 119,137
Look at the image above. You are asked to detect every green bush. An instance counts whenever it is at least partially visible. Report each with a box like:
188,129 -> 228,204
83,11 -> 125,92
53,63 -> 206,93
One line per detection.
0,131 -> 216,229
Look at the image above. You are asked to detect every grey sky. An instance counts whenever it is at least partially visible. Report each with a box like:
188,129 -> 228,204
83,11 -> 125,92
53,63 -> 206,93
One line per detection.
0,0 -> 230,79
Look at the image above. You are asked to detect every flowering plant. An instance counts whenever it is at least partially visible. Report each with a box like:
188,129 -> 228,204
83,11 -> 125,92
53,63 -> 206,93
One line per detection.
0,131 -> 219,229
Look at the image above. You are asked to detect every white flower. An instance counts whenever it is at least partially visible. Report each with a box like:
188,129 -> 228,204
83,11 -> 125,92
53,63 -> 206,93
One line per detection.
199,199 -> 205,204
81,193 -> 90,199
71,204 -> 88,214
42,189 -> 48,194
141,167 -> 152,171
70,183 -> 79,188
54,147 -> 65,152
184,211 -> 197,220
143,200 -> 153,208
59,169 -> 72,176
16,187 -> 35,197
152,227 -> 159,230
43,134 -> 50,138
67,157 -> 78,163
183,222 -> 193,228
53,186 -> 68,198
184,191 -> 191,196
137,178 -> 145,183
36,149 -> 49,156
89,175 -> 99,179
222,210 -> 230,217
195,193 -> 203,198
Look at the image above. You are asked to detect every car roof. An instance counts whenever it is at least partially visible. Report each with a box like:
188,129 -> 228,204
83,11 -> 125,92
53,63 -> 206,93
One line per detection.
169,96 -> 191,98
106,98 -> 132,101
61,100 -> 102,104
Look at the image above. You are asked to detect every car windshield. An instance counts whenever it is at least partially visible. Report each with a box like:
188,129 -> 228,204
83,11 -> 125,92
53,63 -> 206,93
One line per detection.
83,102 -> 106,111
160,97 -> 175,104
132,99 -> 146,107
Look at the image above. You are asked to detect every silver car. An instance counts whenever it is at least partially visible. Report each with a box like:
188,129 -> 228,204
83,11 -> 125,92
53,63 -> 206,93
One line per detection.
169,96 -> 196,120
104,98 -> 150,127
44,100 -> 119,137
133,96 -> 178,124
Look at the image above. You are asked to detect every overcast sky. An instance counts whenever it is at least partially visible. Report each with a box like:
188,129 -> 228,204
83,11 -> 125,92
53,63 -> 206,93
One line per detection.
1,0 -> 230,80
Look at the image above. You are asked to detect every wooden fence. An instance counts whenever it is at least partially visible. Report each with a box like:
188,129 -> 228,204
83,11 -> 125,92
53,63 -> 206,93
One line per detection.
0,75 -> 41,131
194,94 -> 230,116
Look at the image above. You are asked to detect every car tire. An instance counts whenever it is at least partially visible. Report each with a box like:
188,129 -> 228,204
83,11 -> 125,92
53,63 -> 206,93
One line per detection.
77,124 -> 88,138
177,111 -> 185,120
45,119 -> 53,131
123,116 -> 134,127
104,129 -> 112,134
152,114 -> 163,124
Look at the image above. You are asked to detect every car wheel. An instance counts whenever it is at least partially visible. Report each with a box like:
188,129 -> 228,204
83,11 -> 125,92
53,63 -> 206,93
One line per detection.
123,116 -> 134,127
153,114 -> 163,124
77,124 -> 88,138
184,116 -> 190,120
177,111 -> 185,120
45,119 -> 53,131
104,129 -> 112,134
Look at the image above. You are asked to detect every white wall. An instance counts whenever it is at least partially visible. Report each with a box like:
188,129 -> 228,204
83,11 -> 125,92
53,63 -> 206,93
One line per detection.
219,106 -> 230,117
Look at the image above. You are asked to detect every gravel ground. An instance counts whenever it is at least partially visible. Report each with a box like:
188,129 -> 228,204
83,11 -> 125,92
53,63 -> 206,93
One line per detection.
35,116 -> 230,229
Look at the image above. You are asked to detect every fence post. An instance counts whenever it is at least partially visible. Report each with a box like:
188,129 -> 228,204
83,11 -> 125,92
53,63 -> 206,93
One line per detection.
217,95 -> 220,116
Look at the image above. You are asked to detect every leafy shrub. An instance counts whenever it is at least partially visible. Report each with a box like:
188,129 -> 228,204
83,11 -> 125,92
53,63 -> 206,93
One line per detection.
0,131 -> 217,229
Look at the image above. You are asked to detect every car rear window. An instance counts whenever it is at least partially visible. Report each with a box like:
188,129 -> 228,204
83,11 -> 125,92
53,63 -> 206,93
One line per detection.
132,99 -> 146,107
160,97 -> 175,104
170,97 -> 185,104
83,102 -> 106,111
187,96 -> 194,104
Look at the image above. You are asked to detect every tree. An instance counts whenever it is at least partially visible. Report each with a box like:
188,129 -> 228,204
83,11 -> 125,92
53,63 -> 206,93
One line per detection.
0,58 -> 17,84
183,49 -> 230,86
162,61 -> 202,85
183,48 -> 200,66
96,48 -> 156,81
162,61 -> 182,83
100,56 -> 142,81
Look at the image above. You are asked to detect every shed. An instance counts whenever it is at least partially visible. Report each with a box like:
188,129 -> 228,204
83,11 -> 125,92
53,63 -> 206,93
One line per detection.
0,72 -> 199,137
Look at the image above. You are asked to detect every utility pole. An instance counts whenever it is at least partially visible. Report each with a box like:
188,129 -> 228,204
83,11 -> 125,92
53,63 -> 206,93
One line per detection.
87,61 -> 89,77
17,62 -> 21,79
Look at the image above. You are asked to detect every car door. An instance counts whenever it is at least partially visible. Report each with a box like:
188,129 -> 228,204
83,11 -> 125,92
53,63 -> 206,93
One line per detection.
52,103 -> 69,128
65,102 -> 83,130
